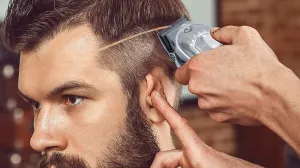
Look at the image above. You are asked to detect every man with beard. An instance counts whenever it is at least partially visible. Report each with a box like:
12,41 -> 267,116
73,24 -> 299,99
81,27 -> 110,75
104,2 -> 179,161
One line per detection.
2,0 -> 285,167
1,0 -> 186,167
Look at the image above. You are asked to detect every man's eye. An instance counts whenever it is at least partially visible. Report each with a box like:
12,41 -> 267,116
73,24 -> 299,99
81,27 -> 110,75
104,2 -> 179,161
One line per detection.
32,102 -> 41,111
64,96 -> 84,106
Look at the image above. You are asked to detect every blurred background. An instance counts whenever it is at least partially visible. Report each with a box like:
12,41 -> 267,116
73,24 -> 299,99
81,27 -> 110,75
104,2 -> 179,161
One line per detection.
1,0 -> 300,168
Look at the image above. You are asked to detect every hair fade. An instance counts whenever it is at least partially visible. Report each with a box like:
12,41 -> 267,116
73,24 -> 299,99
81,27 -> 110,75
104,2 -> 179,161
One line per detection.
1,0 -> 188,110
1,0 -> 188,53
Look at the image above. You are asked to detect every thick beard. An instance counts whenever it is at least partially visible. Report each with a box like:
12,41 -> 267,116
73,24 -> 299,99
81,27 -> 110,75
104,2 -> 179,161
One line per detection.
99,95 -> 160,168
37,93 -> 160,168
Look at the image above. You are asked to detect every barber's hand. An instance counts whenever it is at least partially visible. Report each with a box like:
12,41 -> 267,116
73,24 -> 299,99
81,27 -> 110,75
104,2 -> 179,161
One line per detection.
175,26 -> 290,125
150,91 -> 262,168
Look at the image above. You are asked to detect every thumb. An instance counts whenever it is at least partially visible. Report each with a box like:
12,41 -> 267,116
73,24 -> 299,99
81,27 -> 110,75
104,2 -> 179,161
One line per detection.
175,60 -> 191,85
150,150 -> 183,168
210,26 -> 239,44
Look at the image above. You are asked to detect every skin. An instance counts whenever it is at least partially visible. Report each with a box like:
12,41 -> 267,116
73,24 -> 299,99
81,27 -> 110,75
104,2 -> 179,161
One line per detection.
150,26 -> 300,167
18,25 -> 176,167
18,23 -> 300,167
150,91 -> 262,168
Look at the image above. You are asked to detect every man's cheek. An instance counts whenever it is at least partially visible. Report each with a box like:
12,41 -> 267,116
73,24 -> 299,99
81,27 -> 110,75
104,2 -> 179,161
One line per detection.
65,104 -> 125,158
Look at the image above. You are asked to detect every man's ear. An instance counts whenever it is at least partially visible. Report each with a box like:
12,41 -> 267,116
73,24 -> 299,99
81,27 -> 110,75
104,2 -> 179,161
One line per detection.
139,73 -> 165,124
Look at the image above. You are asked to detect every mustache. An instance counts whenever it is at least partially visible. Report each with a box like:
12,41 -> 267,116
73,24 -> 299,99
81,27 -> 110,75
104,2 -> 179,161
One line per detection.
38,152 -> 89,168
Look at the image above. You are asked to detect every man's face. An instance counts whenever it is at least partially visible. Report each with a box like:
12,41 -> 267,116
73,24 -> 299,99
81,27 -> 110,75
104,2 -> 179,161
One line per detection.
18,25 -> 159,168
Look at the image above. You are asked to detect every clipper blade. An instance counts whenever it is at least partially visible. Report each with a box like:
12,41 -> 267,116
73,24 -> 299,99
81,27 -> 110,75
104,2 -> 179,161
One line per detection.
158,15 -> 190,54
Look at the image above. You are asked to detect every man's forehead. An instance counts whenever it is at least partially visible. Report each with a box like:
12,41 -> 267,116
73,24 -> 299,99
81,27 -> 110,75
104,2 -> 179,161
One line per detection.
21,25 -> 105,60
18,25 -> 117,100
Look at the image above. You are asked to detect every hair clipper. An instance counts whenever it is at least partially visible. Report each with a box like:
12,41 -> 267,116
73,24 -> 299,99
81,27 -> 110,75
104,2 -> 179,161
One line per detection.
158,15 -> 222,68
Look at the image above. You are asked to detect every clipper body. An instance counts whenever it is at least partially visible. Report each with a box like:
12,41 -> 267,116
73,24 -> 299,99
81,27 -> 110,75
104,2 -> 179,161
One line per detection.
158,16 -> 222,68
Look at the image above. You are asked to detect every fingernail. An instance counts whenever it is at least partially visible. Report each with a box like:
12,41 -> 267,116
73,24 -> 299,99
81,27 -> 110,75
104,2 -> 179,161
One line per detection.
211,27 -> 220,33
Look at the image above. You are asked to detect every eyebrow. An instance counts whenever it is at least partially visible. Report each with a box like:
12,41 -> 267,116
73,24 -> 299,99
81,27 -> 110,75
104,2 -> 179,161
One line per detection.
46,81 -> 99,98
17,81 -> 99,103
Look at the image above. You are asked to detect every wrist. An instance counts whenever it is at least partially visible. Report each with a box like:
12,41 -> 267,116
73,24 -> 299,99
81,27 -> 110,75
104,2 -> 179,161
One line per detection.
259,64 -> 299,119
260,65 -> 300,152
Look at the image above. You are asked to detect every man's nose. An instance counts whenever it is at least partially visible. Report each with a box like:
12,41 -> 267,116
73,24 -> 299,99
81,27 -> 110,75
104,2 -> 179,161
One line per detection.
30,107 -> 67,153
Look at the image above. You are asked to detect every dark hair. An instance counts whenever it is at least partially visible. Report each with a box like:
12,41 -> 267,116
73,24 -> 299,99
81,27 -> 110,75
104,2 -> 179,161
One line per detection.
1,0 -> 187,108
1,0 -> 188,53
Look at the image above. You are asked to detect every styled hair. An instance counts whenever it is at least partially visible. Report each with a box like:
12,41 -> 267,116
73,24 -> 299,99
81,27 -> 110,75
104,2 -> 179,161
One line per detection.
1,0 -> 188,108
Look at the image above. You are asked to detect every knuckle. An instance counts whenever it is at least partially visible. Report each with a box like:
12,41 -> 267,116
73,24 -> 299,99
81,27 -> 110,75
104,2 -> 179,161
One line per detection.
238,26 -> 259,39
224,25 -> 239,32
181,117 -> 189,125
208,112 -> 228,123
239,26 -> 256,33
187,56 -> 202,71
242,26 -> 256,31
187,81 -> 198,94
208,113 -> 222,123
198,98 -> 212,110
225,25 -> 236,29
238,26 -> 249,36
187,58 -> 197,70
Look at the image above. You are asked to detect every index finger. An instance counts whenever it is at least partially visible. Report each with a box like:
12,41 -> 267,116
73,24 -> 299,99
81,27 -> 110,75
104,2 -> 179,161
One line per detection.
151,91 -> 207,150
